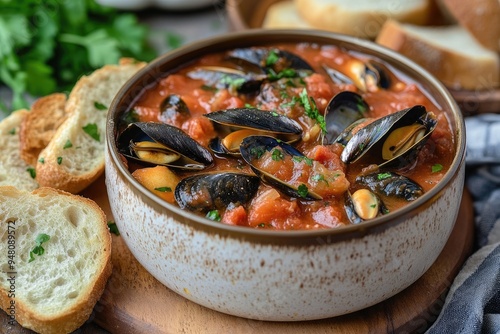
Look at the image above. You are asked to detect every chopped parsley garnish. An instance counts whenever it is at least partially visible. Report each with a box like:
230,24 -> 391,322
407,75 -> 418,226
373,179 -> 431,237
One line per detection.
245,103 -> 256,109
377,172 -> 392,180
82,123 -> 100,142
94,101 -> 107,110
107,221 -> 120,236
292,155 -> 313,166
38,157 -> 45,164
201,84 -> 218,92
123,109 -> 139,124
8,128 -> 15,135
271,111 -> 279,116
299,88 -> 326,133
57,156 -> 63,165
28,233 -> 50,263
312,174 -> 328,185
250,147 -> 266,159
268,68 -> 297,81
432,164 -> 443,173
280,96 -> 299,109
265,49 -> 279,66
221,76 -> 246,90
297,184 -> 309,198
154,186 -> 172,192
26,167 -> 36,179
206,210 -> 221,222
271,149 -> 284,161
63,139 -> 72,149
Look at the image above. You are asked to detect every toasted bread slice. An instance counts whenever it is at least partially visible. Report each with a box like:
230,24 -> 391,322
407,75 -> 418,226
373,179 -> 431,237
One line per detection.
0,186 -> 112,334
19,93 -> 68,166
376,19 -> 500,90
262,1 -> 313,29
0,110 -> 39,191
440,0 -> 500,51
35,60 -> 146,193
294,0 -> 432,38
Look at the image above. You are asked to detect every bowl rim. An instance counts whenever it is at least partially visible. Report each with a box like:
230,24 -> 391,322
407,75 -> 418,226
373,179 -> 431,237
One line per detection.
106,29 -> 466,243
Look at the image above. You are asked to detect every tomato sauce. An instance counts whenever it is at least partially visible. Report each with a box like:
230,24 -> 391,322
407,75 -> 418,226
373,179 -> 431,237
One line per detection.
121,43 -> 455,230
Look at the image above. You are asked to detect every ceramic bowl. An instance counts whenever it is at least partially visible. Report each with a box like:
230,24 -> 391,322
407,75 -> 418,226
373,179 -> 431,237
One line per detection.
105,30 -> 466,321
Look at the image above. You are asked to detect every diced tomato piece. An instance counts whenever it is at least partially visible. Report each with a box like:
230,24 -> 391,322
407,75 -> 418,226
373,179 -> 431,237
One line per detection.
181,116 -> 216,147
211,89 -> 245,111
309,144 -> 345,171
247,189 -> 300,228
222,206 -> 248,226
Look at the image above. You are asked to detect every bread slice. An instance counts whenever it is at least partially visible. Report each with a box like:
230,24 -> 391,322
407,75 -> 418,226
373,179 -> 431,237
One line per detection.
294,0 -> 432,38
35,59 -> 146,193
376,19 -> 500,90
0,186 -> 112,334
19,93 -> 68,166
0,110 -> 39,191
440,0 -> 500,51
262,1 -> 313,29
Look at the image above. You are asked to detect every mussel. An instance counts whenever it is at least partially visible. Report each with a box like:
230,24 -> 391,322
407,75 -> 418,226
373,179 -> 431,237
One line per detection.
340,105 -> 437,169
323,59 -> 391,92
174,172 -> 260,213
205,108 -> 303,156
159,94 -> 190,124
324,91 -> 370,145
187,66 -> 266,94
240,135 -> 322,200
355,171 -> 423,201
117,122 -> 213,170
344,189 -> 388,224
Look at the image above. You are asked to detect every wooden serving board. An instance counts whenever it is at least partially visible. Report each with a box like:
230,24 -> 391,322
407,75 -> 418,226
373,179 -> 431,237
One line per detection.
1,176 -> 474,334
91,176 -> 473,333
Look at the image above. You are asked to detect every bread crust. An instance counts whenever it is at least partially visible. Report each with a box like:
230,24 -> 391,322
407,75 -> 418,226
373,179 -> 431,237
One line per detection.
35,61 -> 146,194
19,93 -> 68,166
441,0 -> 500,51
294,0 -> 432,38
376,19 -> 500,90
0,186 -> 112,334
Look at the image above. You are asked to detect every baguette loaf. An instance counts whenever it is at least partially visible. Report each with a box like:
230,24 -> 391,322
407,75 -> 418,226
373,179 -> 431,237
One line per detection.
0,110 -> 39,191
0,186 -> 112,334
19,93 -> 68,166
440,0 -> 500,51
294,0 -> 432,38
35,60 -> 146,193
262,1 -> 313,29
376,19 -> 500,90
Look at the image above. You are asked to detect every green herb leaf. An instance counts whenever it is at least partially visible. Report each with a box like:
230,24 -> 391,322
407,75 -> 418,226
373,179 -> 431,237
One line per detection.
63,139 -> 72,149
312,174 -> 328,185
292,156 -> 313,166
265,49 -> 279,66
377,172 -> 392,180
206,210 -> 221,222
107,221 -> 120,236
94,101 -> 107,110
297,184 -> 309,198
28,233 -> 50,263
57,156 -> 63,165
26,167 -> 36,179
432,164 -> 443,173
154,187 -> 172,192
38,157 -> 45,164
271,149 -> 284,161
82,123 -> 100,142
8,128 -> 15,135
299,88 -> 326,133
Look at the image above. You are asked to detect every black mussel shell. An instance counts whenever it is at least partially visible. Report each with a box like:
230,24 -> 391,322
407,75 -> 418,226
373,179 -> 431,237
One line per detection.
355,171 -> 423,201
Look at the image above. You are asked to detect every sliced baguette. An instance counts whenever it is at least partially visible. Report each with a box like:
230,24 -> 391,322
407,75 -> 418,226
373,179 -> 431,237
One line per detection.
262,1 -> 313,29
376,19 -> 500,90
0,186 -> 112,334
19,93 -> 68,166
294,0 -> 432,38
0,110 -> 39,191
440,0 -> 500,51
35,60 -> 146,193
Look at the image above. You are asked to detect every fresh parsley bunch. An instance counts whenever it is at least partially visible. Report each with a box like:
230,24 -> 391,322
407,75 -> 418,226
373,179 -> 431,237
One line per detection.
0,0 -> 157,112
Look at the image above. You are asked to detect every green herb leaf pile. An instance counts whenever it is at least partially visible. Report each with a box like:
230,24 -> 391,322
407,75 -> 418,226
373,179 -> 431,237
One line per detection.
0,0 -> 157,112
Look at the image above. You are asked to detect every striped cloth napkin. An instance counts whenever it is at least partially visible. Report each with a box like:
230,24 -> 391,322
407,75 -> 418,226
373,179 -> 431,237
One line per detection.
427,114 -> 500,334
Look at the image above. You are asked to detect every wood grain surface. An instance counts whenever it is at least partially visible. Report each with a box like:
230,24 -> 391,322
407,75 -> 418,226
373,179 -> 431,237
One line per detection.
1,175 -> 474,334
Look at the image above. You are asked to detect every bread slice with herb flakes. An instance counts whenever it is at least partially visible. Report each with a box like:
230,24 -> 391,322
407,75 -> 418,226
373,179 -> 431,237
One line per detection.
35,59 -> 146,193
0,186 -> 112,334
0,109 -> 39,191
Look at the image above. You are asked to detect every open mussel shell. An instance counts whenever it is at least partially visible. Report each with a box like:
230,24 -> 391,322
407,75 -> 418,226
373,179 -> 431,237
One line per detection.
187,66 -> 266,94
174,172 -> 260,213
205,108 -> 303,156
323,59 -> 391,92
240,135 -> 322,200
344,189 -> 388,224
355,171 -> 423,201
341,105 -> 437,169
227,47 -> 313,75
324,91 -> 370,145
117,122 -> 213,170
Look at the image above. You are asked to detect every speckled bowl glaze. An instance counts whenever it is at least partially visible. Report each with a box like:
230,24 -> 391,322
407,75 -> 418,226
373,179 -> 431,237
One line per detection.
105,30 -> 466,321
